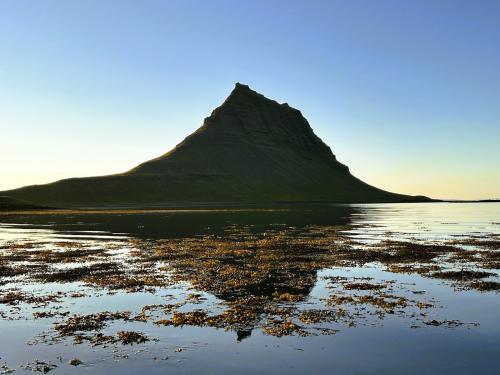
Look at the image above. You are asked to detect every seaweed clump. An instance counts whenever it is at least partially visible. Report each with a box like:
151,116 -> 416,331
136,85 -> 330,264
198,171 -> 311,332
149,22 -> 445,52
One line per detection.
117,331 -> 149,344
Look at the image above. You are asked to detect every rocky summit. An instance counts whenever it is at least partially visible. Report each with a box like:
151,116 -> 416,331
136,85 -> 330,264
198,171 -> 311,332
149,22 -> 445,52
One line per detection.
1,83 -> 430,208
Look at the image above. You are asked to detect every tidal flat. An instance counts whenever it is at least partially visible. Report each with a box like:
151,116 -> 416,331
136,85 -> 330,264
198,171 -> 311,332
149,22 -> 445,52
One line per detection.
0,203 -> 499,374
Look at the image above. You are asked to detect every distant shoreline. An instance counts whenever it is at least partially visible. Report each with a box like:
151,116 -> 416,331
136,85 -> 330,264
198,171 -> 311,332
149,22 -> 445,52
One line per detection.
446,199 -> 500,203
0,199 -> 498,215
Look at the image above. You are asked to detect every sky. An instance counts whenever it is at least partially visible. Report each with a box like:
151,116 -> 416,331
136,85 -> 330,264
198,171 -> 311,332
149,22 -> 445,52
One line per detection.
1,0 -> 499,200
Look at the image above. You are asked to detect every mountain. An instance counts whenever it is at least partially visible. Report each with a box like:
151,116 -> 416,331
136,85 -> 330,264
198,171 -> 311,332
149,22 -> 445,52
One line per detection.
0,196 -> 50,211
1,83 -> 431,208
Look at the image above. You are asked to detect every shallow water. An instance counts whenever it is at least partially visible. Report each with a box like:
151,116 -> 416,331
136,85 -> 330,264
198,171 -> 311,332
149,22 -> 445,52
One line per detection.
0,203 -> 499,374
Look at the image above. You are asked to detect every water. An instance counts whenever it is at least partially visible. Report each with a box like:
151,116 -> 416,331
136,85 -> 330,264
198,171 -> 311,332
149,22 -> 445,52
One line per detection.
0,203 -> 499,374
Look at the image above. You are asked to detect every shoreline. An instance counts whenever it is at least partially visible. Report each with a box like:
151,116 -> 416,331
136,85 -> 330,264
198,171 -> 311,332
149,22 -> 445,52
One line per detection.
0,199 -> 498,216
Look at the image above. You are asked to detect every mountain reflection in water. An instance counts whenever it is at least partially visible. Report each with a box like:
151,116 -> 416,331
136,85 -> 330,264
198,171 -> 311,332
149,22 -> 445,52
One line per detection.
0,203 -> 499,375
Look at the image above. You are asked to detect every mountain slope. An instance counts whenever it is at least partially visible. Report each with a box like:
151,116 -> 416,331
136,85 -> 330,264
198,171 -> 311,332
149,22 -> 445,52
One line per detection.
0,196 -> 50,211
1,83 -> 431,207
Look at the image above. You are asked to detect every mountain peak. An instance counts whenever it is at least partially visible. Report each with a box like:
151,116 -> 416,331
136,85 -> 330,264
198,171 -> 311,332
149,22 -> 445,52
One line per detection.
234,82 -> 251,91
226,82 -> 268,103
222,83 -> 299,116
132,83 -> 347,175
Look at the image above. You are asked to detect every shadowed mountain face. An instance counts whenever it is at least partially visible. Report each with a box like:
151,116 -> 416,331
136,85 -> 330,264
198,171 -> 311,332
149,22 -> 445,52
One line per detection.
0,196 -> 49,211
2,83 -> 430,208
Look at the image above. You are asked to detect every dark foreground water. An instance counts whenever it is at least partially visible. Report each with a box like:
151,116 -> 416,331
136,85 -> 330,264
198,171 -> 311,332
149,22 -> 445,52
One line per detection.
0,203 -> 499,374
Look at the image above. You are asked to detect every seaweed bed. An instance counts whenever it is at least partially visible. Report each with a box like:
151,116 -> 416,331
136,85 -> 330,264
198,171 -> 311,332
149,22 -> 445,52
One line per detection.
0,220 -> 499,371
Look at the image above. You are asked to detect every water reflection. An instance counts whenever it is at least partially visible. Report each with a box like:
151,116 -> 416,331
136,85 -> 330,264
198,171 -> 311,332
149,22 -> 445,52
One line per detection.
0,203 -> 499,374
0,205 -> 357,239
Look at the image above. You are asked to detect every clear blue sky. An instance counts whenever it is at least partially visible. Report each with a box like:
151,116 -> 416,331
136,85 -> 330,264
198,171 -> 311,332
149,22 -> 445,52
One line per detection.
1,0 -> 499,199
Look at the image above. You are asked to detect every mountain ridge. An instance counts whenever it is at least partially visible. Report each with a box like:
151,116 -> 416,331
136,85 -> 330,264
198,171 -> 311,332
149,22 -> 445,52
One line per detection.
1,83 -> 432,208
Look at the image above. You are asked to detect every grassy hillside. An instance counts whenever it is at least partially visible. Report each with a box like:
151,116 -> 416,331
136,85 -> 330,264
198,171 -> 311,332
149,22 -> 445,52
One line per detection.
0,196 -> 50,211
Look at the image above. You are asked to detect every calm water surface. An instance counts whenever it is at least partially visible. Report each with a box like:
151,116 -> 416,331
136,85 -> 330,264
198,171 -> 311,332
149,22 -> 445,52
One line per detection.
0,203 -> 499,374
